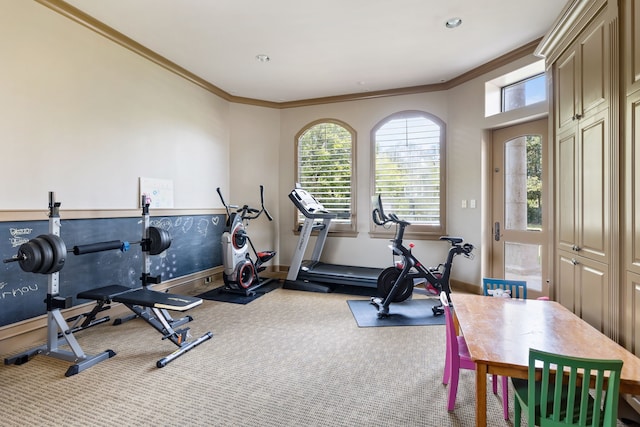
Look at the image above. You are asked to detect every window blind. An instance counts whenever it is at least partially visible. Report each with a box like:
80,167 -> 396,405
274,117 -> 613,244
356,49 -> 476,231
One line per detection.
375,116 -> 441,225
298,122 -> 352,223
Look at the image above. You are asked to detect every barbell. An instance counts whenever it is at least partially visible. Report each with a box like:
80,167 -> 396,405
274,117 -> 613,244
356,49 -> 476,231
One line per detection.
3,226 -> 171,274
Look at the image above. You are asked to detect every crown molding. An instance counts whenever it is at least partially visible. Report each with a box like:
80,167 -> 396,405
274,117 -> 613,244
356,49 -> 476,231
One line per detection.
37,0 -> 539,109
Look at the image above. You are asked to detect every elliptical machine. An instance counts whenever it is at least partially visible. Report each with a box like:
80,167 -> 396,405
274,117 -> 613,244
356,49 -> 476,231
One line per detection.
370,194 -> 474,318
217,185 -> 277,296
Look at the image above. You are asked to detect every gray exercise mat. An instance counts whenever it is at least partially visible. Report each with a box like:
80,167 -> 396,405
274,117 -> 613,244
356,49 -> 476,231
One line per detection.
347,298 -> 445,327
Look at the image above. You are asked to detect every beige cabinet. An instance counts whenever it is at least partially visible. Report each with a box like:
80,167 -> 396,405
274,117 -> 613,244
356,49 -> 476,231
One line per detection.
558,250 -> 609,332
622,0 -> 640,360
555,14 -> 609,133
556,110 -> 610,264
538,0 -> 617,338
622,1 -> 640,416
546,0 -> 640,413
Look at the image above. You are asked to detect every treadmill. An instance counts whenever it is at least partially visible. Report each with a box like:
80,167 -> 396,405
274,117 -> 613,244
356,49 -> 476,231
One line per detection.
284,186 -> 382,293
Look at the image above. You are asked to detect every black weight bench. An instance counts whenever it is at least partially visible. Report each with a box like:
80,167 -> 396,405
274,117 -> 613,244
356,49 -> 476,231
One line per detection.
77,285 -> 212,368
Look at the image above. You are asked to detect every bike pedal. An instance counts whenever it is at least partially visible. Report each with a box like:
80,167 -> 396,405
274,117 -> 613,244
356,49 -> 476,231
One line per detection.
257,251 -> 276,263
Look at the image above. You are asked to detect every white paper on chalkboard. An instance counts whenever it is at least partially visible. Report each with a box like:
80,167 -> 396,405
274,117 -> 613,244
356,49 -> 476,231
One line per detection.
139,177 -> 174,208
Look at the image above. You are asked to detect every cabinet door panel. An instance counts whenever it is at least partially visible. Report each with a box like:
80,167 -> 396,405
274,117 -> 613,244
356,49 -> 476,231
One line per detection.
579,111 -> 609,262
624,271 -> 640,356
557,131 -> 577,253
580,21 -> 608,115
577,258 -> 609,333
556,50 -> 578,130
557,251 -> 577,312
625,0 -> 640,92
627,92 -> 640,271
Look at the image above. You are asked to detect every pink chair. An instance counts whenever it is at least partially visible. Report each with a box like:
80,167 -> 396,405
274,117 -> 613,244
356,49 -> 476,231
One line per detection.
440,292 -> 509,419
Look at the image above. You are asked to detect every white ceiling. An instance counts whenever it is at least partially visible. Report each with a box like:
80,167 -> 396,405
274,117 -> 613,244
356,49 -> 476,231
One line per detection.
63,0 -> 569,103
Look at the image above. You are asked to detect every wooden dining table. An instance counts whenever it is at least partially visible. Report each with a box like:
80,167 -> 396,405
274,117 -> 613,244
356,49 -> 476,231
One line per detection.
451,293 -> 640,427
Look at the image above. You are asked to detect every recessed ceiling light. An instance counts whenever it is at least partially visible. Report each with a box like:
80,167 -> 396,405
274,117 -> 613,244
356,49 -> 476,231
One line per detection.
256,54 -> 270,62
445,17 -> 462,29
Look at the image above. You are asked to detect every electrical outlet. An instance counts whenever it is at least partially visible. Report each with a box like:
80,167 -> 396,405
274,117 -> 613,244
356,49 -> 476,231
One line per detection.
461,199 -> 467,209
204,276 -> 212,284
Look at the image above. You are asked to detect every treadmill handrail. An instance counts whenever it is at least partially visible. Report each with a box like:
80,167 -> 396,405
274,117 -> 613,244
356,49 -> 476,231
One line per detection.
288,190 -> 337,219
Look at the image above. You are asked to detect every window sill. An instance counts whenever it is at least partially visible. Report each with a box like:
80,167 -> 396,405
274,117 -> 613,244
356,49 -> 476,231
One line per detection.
292,229 -> 358,238
368,230 -> 446,241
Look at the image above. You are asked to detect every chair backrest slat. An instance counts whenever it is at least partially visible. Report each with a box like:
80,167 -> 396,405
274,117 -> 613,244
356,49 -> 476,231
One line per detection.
482,277 -> 527,299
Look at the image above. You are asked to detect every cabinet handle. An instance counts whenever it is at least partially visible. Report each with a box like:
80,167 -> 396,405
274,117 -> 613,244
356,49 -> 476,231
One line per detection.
575,113 -> 583,120
571,258 -> 579,265
571,245 -> 581,251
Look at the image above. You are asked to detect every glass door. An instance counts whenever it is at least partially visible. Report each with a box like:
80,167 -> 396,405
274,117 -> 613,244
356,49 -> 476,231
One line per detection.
491,118 -> 549,298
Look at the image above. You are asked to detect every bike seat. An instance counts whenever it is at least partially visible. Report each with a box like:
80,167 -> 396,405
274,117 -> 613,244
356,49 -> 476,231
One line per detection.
439,236 -> 463,245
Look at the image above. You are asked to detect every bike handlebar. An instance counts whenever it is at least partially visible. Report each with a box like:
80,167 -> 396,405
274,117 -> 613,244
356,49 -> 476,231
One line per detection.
371,206 -> 410,227
373,194 -> 474,256
372,207 -> 386,226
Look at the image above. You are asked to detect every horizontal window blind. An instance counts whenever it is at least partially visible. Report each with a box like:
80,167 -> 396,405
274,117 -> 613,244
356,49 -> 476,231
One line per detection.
375,115 -> 442,225
298,122 -> 352,223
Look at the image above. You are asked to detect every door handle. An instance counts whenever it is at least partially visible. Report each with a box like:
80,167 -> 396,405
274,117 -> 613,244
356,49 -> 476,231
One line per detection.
494,221 -> 501,241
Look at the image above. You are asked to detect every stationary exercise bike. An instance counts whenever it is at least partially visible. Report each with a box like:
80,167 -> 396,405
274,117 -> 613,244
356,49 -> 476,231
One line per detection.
370,194 -> 474,318
217,186 -> 276,296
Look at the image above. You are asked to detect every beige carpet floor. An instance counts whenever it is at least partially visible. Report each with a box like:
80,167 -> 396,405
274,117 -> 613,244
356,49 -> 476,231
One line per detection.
0,284 -> 569,426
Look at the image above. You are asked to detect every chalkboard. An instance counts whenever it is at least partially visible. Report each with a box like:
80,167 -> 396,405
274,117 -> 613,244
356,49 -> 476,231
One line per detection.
0,214 -> 224,327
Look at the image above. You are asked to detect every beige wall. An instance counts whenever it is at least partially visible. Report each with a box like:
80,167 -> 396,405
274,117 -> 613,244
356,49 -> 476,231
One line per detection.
1,1 -> 546,303
0,0 -> 229,210
277,55 -> 547,286
228,103 -> 282,264
278,93 -> 453,275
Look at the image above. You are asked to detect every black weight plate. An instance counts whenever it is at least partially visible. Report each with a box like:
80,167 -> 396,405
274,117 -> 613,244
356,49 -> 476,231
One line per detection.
148,226 -> 171,255
18,241 -> 43,273
40,234 -> 66,274
32,237 -> 54,274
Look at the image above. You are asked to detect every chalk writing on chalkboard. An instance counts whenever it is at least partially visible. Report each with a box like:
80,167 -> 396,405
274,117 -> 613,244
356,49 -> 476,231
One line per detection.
0,214 -> 224,327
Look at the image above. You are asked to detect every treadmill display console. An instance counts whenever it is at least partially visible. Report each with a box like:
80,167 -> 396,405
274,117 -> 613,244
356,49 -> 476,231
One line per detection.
289,188 -> 335,218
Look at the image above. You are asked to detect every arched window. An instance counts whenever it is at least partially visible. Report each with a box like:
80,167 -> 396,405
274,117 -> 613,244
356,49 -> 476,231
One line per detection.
371,111 -> 446,237
295,119 -> 356,234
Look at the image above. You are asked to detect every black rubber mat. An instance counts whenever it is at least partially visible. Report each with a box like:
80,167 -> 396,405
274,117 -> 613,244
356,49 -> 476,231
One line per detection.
347,298 -> 445,327
197,279 -> 281,304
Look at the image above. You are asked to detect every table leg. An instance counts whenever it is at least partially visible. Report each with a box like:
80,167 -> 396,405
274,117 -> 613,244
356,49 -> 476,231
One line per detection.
475,362 -> 488,427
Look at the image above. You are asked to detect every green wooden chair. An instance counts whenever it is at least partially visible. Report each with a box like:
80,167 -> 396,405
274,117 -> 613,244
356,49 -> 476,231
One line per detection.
512,348 -> 623,427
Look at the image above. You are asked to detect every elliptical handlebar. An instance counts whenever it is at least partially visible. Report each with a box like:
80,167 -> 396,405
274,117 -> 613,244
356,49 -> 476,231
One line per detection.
260,185 -> 274,222
216,187 -> 231,218
217,185 -> 273,223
